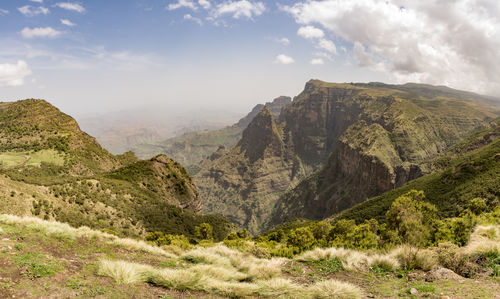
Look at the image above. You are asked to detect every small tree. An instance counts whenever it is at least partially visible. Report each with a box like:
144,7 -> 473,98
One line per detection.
386,190 -> 437,247
195,223 -> 213,240
468,198 -> 487,215
328,219 -> 356,245
287,227 -> 315,251
347,224 -> 378,249
310,221 -> 333,240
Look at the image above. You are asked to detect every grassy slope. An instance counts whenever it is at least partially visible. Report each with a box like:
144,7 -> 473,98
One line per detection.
1,215 -> 498,298
336,123 -> 500,224
0,99 -> 234,241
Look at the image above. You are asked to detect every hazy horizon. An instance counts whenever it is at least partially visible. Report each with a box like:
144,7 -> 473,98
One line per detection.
1,0 -> 499,118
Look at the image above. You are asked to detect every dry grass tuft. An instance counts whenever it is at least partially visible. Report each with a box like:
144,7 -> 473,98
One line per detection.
0,214 -> 176,257
190,264 -> 248,282
390,246 -> 437,271
297,247 -> 399,271
367,254 -> 400,271
97,259 -> 152,284
307,279 -> 363,299
463,225 -> 500,255
112,238 -> 177,258
256,277 -> 302,298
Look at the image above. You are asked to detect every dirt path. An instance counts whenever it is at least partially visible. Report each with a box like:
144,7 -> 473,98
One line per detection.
18,155 -> 30,166
2,154 -> 30,169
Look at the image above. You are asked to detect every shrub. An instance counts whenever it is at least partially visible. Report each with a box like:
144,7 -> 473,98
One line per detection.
347,224 -> 378,249
328,219 -> 356,243
452,211 -> 476,246
267,229 -> 286,242
195,223 -> 213,240
287,227 -> 315,251
391,246 -> 437,271
309,221 -> 333,240
434,242 -> 473,276
386,190 -> 437,247
469,198 -> 487,215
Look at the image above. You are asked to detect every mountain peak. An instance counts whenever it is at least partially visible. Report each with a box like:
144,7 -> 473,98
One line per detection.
237,106 -> 282,162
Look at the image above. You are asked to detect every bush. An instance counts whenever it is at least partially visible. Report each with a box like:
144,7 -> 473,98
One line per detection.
452,211 -> 476,246
392,246 -> 437,271
287,227 -> 315,251
434,242 -> 473,276
309,221 -> 332,240
195,223 -> 213,240
346,224 -> 378,249
469,198 -> 487,215
267,229 -> 286,242
386,190 -> 437,247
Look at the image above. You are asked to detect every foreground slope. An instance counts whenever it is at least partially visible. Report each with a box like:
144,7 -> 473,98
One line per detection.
1,215 -> 498,298
0,99 -> 233,239
197,80 -> 499,232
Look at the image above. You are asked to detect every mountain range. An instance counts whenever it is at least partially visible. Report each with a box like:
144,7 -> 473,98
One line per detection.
191,80 -> 500,233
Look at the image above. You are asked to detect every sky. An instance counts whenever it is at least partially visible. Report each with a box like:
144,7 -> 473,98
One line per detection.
0,0 -> 499,117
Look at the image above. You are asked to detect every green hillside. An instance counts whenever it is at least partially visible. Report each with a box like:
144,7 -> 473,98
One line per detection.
0,99 -> 234,240
336,121 -> 500,224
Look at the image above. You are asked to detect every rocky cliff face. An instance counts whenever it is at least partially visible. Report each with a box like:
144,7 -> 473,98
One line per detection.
132,96 -> 292,170
196,80 -> 499,233
195,107 -> 304,233
270,81 -> 498,226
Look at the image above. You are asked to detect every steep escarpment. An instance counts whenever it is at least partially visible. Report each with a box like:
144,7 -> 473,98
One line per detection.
195,107 -> 304,233
335,119 -> 500,224
270,81 -> 498,226
131,96 -> 291,169
196,80 -> 498,233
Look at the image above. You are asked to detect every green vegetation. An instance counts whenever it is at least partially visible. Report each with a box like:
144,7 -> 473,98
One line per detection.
0,99 -> 235,241
3,214 -> 499,298
337,125 -> 500,225
12,252 -> 62,279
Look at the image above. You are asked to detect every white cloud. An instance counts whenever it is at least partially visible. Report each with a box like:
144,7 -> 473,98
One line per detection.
283,0 -> 500,95
297,25 -> 324,39
30,0 -> 43,3
184,14 -> 203,25
21,27 -> 62,39
276,37 -> 290,46
215,0 -> 265,19
18,5 -> 49,17
0,60 -> 32,87
310,58 -> 324,65
60,18 -> 76,26
168,0 -> 198,11
274,54 -> 294,64
198,0 -> 211,10
317,39 -> 337,54
0,8 -> 9,16
54,2 -> 85,13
